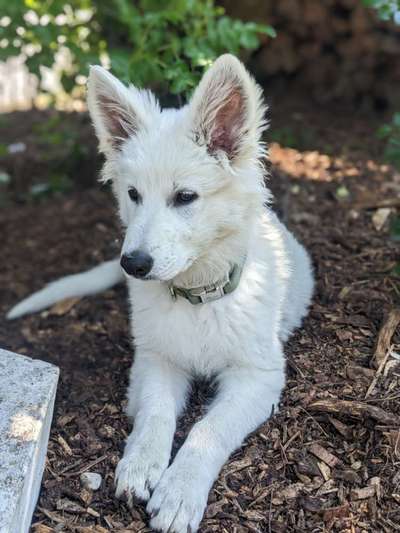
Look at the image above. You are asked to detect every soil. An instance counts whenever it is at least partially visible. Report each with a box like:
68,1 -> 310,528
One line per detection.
0,93 -> 399,533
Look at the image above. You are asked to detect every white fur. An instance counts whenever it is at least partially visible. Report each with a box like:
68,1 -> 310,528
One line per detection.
7,55 -> 314,533
6,259 -> 122,319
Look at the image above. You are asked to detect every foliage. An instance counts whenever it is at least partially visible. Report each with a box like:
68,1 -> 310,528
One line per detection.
390,215 -> 400,242
0,0 -> 275,99
377,112 -> 400,169
363,0 -> 400,22
0,112 -> 91,202
28,113 -> 89,197
268,125 -> 318,151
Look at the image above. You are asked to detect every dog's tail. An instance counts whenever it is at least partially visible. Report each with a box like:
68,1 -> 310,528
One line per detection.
7,258 -> 123,320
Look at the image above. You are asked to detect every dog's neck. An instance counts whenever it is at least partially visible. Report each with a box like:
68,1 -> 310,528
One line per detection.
171,226 -> 253,290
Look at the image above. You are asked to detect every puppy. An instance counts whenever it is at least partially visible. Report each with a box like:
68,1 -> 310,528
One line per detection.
8,54 -> 314,532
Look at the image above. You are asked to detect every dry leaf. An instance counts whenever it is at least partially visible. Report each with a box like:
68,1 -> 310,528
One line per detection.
49,297 -> 81,316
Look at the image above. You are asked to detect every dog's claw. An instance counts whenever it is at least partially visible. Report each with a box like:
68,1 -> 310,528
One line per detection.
116,488 -> 128,503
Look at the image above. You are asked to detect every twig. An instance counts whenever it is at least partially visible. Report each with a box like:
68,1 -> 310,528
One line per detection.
365,345 -> 393,399
282,430 -> 301,452
268,489 -> 273,533
353,198 -> 400,210
309,399 -> 399,426
64,453 -> 109,477
60,458 -> 84,474
371,308 -> 400,368
36,507 -> 67,525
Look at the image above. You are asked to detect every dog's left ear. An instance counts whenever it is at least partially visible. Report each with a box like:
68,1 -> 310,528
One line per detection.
189,54 -> 267,164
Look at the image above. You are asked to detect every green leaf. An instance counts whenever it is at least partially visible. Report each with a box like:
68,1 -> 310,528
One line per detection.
1,0 -> 274,97
391,263 -> 400,277
390,216 -> 400,242
109,48 -> 132,80
240,31 -> 259,50
393,112 -> 400,128
377,124 -> 392,139
336,185 -> 350,200
257,24 -> 277,38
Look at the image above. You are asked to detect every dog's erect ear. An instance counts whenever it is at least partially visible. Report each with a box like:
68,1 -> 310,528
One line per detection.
87,66 -> 154,155
189,54 -> 267,164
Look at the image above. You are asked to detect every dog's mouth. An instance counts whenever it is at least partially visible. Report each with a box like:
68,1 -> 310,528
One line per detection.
122,270 -> 157,281
128,257 -> 196,284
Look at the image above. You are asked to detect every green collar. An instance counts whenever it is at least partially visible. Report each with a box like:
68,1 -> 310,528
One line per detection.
168,262 -> 244,305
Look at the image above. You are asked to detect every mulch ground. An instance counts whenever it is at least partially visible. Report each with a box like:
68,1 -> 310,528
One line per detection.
0,94 -> 399,533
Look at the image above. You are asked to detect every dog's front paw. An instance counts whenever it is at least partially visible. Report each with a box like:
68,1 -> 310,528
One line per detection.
147,460 -> 209,533
115,442 -> 169,505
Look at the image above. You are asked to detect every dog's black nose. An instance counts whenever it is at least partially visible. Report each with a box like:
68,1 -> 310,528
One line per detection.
120,251 -> 153,278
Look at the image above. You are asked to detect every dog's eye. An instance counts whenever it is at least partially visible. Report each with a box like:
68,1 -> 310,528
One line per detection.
128,187 -> 141,203
173,190 -> 198,207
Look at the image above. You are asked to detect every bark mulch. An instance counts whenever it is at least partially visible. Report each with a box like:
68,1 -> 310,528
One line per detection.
0,100 -> 399,532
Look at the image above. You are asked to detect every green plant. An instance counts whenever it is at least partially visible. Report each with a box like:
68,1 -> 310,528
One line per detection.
390,215 -> 400,241
269,125 -> 318,151
377,112 -> 400,169
29,173 -> 73,198
0,0 -> 275,99
34,113 -> 90,186
363,0 -> 400,22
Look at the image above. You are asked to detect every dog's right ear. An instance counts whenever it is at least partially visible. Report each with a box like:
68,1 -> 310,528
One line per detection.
87,66 -> 154,156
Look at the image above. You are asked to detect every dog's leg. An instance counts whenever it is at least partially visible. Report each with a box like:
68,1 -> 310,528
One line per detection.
147,361 -> 285,533
115,352 -> 190,505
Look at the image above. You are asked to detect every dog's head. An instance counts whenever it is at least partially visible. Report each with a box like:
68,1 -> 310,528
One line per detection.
87,54 -> 268,282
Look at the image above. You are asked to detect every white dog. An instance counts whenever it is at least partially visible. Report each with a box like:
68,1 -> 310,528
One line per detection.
8,55 -> 314,532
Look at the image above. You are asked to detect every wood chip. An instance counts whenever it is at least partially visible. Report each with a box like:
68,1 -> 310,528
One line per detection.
317,461 -> 331,481
369,476 -> 381,500
372,207 -> 392,231
309,399 -> 399,426
346,365 -> 375,382
272,482 -> 304,504
31,525 -> 55,533
351,485 -> 376,500
327,416 -> 351,438
295,453 -> 321,477
299,494 -> 326,513
86,506 -> 100,517
333,468 -> 361,484
57,435 -> 73,456
57,413 -> 77,427
323,503 -> 350,522
371,308 -> 400,368
56,498 -> 85,513
309,443 -> 340,467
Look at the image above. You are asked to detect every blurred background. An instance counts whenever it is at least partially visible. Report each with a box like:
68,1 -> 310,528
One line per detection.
0,2 -> 399,532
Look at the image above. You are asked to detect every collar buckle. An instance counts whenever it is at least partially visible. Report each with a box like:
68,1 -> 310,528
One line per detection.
194,284 -> 226,303
190,271 -> 229,303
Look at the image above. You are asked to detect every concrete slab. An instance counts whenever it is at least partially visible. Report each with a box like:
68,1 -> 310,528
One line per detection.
0,349 -> 59,533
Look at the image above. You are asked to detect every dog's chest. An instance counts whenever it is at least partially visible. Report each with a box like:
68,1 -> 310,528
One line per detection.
128,281 -> 270,375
